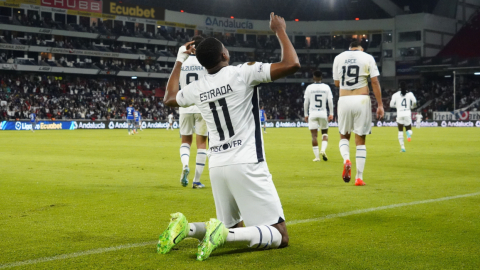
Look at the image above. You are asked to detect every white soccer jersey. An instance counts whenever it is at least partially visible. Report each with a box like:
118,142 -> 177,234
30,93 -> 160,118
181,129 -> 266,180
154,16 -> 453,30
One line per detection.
304,83 -> 334,117
332,50 -> 380,90
177,62 -> 271,168
416,114 -> 423,121
390,91 -> 417,117
168,114 -> 174,122
179,55 -> 207,114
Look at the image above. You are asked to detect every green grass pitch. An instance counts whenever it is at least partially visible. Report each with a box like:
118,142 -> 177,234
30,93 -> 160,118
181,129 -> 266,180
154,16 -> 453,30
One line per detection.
1,127 -> 479,269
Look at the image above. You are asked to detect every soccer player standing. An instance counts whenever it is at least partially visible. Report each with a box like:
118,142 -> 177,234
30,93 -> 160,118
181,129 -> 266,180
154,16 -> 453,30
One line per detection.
138,112 -> 143,131
166,113 -> 174,130
159,12 -> 300,260
29,110 -> 37,133
134,109 -> 140,134
332,40 -> 384,186
304,70 -> 334,161
390,82 -> 417,152
259,106 -> 267,133
126,104 -> 135,135
415,113 -> 423,129
178,36 -> 208,189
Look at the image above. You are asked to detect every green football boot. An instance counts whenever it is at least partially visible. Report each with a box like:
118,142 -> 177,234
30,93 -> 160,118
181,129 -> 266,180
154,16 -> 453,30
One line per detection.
157,212 -> 189,254
196,218 -> 228,261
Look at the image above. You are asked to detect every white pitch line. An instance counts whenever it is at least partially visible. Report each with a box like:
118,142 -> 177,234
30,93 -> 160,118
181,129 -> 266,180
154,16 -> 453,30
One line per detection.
286,191 -> 480,225
1,192 -> 479,269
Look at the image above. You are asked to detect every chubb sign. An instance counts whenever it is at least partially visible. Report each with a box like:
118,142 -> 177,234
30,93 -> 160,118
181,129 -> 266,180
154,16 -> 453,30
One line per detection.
205,17 -> 254,29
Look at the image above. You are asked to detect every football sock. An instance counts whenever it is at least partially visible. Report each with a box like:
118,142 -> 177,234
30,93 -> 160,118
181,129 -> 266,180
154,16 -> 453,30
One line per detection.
356,145 -> 366,179
194,149 -> 207,182
398,132 -> 405,148
188,222 -> 206,241
321,134 -> 328,152
226,225 -> 282,249
406,130 -> 413,137
180,143 -> 190,168
313,146 -> 319,159
339,139 -> 350,162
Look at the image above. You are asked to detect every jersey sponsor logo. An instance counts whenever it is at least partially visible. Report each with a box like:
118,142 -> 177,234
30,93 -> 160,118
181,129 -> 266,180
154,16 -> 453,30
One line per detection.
209,140 -> 242,153
200,84 -> 233,102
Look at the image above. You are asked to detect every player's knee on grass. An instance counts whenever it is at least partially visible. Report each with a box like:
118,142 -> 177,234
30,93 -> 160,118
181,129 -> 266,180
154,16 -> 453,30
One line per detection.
272,222 -> 289,248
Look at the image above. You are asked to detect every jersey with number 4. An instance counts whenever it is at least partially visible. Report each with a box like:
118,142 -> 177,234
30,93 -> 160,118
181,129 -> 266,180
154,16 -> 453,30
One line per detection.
332,50 -> 379,90
390,91 -> 417,117
179,55 -> 207,114
304,83 -> 334,117
176,62 -> 272,168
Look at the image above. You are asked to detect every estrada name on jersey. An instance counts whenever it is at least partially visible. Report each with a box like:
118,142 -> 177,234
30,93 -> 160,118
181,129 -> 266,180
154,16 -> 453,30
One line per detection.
332,50 -> 379,90
176,62 -> 271,168
390,91 -> 417,117
179,55 -> 207,114
304,83 -> 334,118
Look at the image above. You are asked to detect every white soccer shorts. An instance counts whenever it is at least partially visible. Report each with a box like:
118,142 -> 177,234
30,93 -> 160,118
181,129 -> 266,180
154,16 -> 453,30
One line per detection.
209,162 -> 285,228
308,114 -> 328,130
179,113 -> 207,136
396,116 -> 412,126
338,95 -> 372,136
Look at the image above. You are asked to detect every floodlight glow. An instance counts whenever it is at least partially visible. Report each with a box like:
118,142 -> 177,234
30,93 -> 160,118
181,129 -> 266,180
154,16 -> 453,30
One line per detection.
132,76 -> 137,79
445,75 -> 451,78
475,72 -> 480,75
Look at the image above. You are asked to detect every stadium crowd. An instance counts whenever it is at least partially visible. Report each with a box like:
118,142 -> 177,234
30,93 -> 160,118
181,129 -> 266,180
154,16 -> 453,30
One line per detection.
0,74 -> 174,121
2,72 -> 479,122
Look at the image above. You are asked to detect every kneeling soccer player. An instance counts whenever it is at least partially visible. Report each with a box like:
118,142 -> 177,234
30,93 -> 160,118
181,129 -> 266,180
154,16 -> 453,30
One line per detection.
159,12 -> 300,261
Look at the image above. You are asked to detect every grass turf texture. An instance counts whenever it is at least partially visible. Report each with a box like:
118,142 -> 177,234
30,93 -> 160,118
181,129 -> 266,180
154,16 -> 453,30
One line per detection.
0,127 -> 479,269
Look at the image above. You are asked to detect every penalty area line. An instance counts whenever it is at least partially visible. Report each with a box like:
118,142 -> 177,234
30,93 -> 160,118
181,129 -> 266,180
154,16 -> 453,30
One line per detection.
1,191 -> 479,269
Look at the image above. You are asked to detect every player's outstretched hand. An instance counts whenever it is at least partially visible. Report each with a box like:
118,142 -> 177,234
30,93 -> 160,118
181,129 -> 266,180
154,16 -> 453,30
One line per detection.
304,116 -> 308,123
269,12 -> 286,33
376,106 -> 384,120
328,115 -> 334,122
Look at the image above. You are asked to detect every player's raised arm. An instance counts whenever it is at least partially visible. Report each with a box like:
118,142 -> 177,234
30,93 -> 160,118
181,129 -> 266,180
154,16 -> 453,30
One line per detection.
164,41 -> 195,107
269,13 -> 301,81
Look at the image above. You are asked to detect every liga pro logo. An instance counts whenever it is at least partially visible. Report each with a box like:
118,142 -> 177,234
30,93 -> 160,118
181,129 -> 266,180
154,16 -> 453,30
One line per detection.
105,1 -> 164,20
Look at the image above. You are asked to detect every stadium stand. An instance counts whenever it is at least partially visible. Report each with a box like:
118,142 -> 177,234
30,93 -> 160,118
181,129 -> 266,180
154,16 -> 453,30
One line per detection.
0,1 -> 479,124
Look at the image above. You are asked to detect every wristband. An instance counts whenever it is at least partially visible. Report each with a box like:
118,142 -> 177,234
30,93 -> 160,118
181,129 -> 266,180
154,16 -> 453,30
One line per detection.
176,46 -> 189,63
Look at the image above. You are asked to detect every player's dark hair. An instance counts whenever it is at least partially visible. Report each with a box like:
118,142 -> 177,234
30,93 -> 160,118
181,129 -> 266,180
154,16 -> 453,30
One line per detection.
191,35 -> 205,48
196,37 -> 223,69
350,39 -> 361,49
399,82 -> 407,96
313,70 -> 323,79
